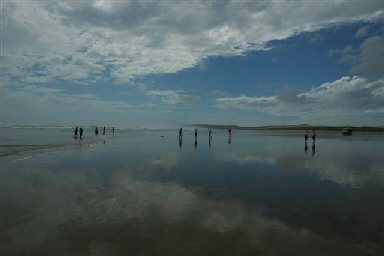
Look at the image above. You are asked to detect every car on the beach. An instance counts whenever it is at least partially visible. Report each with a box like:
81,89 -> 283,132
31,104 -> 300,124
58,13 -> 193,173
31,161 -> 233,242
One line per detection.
341,127 -> 353,136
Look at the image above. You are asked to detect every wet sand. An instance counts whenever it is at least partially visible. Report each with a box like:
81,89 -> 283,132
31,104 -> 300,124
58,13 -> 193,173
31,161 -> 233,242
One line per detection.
0,127 -> 109,157
1,130 -> 383,255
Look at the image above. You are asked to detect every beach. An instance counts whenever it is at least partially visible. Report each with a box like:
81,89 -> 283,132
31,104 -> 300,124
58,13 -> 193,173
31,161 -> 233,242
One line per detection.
1,128 -> 384,255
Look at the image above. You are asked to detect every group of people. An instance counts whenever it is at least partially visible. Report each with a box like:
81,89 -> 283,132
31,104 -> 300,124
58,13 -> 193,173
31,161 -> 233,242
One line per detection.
304,129 -> 316,143
74,126 -> 115,139
178,127 -> 232,145
95,126 -> 106,136
304,130 -> 316,156
73,127 -> 83,139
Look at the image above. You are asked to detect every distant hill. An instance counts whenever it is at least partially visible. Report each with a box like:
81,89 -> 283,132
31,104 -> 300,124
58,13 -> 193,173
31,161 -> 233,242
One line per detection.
191,124 -> 384,132
192,124 -> 239,129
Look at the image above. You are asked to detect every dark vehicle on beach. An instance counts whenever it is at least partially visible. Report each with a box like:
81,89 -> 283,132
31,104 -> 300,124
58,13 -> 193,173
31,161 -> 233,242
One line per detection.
342,127 -> 353,136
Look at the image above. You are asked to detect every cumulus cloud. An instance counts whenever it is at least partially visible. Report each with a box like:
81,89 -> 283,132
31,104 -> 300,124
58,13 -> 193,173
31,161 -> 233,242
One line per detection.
2,1 -> 384,85
216,76 -> 384,125
351,35 -> 384,78
330,35 -> 384,79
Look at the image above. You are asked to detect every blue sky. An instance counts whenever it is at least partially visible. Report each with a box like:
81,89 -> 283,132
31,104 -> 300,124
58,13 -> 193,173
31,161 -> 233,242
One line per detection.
2,1 -> 384,128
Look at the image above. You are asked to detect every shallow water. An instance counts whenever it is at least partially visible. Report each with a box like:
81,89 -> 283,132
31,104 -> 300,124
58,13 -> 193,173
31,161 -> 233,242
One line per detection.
1,129 -> 383,255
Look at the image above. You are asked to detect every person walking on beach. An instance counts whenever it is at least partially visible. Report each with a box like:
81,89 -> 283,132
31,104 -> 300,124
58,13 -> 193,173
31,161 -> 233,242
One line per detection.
305,130 -> 308,143
194,128 -> 198,144
209,128 -> 212,141
74,127 -> 78,139
312,129 -> 316,142
112,127 -> 115,135
228,128 -> 232,137
179,128 -> 183,140
79,127 -> 83,140
95,127 -> 98,136
103,126 -> 105,135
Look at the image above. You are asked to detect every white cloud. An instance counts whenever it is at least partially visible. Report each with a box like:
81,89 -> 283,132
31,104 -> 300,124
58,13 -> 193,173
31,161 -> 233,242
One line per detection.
217,95 -> 277,110
2,85 -> 134,126
330,35 -> 384,79
2,1 -> 384,85
216,76 -> 384,125
145,90 -> 198,105
2,85 -> 202,127
351,35 -> 384,78
354,25 -> 370,38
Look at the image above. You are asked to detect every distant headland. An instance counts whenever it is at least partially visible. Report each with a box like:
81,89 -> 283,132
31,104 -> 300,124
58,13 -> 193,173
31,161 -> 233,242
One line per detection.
192,124 -> 384,132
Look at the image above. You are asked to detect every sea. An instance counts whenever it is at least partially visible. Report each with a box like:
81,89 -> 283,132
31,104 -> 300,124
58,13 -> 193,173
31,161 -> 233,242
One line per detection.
1,126 -> 383,255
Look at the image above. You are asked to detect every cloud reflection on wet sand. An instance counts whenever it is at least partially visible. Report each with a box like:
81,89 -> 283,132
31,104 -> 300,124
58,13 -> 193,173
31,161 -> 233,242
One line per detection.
1,131 -> 383,255
0,170 -> 375,256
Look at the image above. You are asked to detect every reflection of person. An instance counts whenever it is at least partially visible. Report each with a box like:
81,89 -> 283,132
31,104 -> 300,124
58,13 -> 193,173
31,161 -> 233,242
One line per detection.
312,143 -> 316,156
95,127 -> 98,136
305,130 -> 308,142
194,128 -> 198,146
312,129 -> 316,142
79,127 -> 83,140
305,143 -> 308,154
103,126 -> 105,135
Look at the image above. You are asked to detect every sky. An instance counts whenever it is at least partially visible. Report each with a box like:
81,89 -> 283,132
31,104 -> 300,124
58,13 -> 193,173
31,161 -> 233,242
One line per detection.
1,0 -> 384,128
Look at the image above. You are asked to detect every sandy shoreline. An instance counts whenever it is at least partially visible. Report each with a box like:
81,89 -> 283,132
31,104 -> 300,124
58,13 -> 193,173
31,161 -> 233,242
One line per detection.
0,135 -> 110,158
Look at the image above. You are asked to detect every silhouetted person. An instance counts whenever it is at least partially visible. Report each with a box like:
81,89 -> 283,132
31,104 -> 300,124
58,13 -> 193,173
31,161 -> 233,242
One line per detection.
74,127 -> 78,139
194,128 -> 198,142
209,128 -> 212,140
305,130 -> 308,142
79,127 -> 83,140
179,128 -> 183,140
112,127 -> 115,135
103,126 -> 105,135
95,127 -> 98,136
312,143 -> 316,156
228,128 -> 232,137
312,129 -> 316,142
